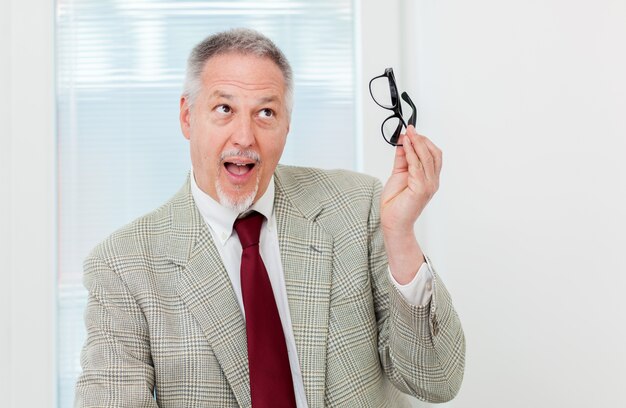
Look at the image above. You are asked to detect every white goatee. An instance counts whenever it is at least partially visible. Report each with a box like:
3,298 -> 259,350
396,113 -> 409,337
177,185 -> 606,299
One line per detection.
216,148 -> 261,213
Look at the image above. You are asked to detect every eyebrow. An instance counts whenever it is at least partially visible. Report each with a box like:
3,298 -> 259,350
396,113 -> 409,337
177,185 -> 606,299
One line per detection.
210,90 -> 234,100
258,96 -> 279,104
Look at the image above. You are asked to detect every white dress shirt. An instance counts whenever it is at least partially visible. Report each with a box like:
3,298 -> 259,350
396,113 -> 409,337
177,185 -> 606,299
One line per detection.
190,170 -> 434,407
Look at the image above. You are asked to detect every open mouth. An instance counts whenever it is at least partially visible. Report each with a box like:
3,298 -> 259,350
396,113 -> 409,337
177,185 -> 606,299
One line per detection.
224,161 -> 256,176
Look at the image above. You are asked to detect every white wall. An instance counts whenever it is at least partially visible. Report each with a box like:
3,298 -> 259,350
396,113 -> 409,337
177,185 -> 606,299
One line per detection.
359,0 -> 403,180
0,0 -> 57,406
359,0 -> 436,255
0,0 -> 12,399
409,1 -> 626,407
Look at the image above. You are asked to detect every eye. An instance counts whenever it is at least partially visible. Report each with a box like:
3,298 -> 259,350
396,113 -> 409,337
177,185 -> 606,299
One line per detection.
258,108 -> 274,118
215,104 -> 232,114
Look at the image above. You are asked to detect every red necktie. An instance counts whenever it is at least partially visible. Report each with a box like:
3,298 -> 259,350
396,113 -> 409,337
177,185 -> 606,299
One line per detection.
234,212 -> 296,408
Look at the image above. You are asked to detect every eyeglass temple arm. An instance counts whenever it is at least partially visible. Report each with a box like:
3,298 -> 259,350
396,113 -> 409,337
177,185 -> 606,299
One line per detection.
401,92 -> 417,127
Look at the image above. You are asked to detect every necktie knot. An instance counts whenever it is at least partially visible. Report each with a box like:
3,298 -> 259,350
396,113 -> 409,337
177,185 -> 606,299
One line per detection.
234,211 -> 264,248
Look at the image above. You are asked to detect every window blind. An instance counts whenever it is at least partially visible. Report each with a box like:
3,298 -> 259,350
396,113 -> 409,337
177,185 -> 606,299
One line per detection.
56,0 -> 356,405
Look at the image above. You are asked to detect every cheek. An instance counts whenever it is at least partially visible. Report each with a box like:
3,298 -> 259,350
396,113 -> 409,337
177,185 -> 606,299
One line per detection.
275,133 -> 288,159
269,125 -> 288,156
189,137 -> 218,171
262,140 -> 285,166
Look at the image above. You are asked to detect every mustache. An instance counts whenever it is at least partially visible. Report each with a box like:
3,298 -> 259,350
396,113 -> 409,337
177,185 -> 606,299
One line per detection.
220,149 -> 261,163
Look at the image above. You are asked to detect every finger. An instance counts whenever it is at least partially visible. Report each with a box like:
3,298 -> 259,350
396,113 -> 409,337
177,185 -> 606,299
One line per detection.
422,137 -> 443,177
407,126 -> 436,181
402,132 -> 426,183
391,133 -> 408,173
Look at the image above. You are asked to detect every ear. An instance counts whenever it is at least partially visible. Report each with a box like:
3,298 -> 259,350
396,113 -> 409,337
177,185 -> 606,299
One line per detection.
179,96 -> 191,140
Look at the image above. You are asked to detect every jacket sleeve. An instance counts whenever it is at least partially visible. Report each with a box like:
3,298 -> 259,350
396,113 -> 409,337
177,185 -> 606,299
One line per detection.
368,178 -> 466,403
75,254 -> 158,408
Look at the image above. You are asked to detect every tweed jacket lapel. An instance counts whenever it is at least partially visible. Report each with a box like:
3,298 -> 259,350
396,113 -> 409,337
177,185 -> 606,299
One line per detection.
170,179 -> 251,407
274,166 -> 334,407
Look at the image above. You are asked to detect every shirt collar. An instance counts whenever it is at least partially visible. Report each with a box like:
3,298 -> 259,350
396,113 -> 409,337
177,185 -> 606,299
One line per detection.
190,169 -> 275,246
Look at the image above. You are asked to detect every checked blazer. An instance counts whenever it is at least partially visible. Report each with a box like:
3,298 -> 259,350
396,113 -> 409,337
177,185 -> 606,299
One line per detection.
75,165 -> 465,407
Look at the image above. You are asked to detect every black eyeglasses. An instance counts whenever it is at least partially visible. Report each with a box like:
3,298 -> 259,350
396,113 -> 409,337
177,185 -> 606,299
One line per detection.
369,67 -> 417,146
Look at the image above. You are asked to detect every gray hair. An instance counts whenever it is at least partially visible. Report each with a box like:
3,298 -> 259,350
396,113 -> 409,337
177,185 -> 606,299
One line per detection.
183,28 -> 294,116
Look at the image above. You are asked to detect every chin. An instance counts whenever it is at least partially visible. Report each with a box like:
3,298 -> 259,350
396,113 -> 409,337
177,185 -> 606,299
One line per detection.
215,182 -> 258,214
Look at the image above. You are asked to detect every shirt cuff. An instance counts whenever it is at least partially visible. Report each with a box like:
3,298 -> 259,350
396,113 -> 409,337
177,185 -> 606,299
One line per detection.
388,256 -> 434,306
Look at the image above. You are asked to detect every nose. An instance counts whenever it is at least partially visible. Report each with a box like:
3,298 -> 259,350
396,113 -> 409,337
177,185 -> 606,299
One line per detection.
230,115 -> 255,148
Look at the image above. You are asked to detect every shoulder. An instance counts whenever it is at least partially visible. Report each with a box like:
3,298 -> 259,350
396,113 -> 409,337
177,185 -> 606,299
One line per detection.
276,164 -> 382,200
274,165 -> 383,227
86,178 -> 193,266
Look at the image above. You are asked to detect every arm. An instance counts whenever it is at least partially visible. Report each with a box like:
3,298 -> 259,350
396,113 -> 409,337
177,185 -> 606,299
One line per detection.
373,126 -> 465,402
75,254 -> 158,408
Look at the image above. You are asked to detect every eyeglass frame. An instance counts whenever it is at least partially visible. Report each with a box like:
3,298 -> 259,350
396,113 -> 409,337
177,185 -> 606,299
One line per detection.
368,67 -> 417,146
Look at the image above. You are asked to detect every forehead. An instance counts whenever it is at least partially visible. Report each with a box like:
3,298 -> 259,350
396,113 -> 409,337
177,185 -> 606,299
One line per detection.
200,52 -> 287,97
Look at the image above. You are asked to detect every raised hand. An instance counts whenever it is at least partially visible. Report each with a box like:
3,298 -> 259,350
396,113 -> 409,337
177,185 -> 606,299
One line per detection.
380,125 -> 442,284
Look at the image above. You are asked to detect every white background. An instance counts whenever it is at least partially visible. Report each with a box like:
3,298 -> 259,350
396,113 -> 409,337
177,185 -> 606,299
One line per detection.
1,0 -> 57,406
2,0 -> 625,407
407,1 -> 626,407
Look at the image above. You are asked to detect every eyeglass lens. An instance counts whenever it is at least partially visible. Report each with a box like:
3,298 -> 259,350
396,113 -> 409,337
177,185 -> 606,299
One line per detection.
382,116 -> 403,145
370,76 -> 396,109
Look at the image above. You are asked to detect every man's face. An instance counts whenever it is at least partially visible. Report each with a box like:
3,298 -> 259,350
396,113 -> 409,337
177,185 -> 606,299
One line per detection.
180,52 -> 290,211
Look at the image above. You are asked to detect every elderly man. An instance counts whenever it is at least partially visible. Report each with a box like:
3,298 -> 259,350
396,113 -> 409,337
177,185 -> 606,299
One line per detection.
75,28 -> 465,408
